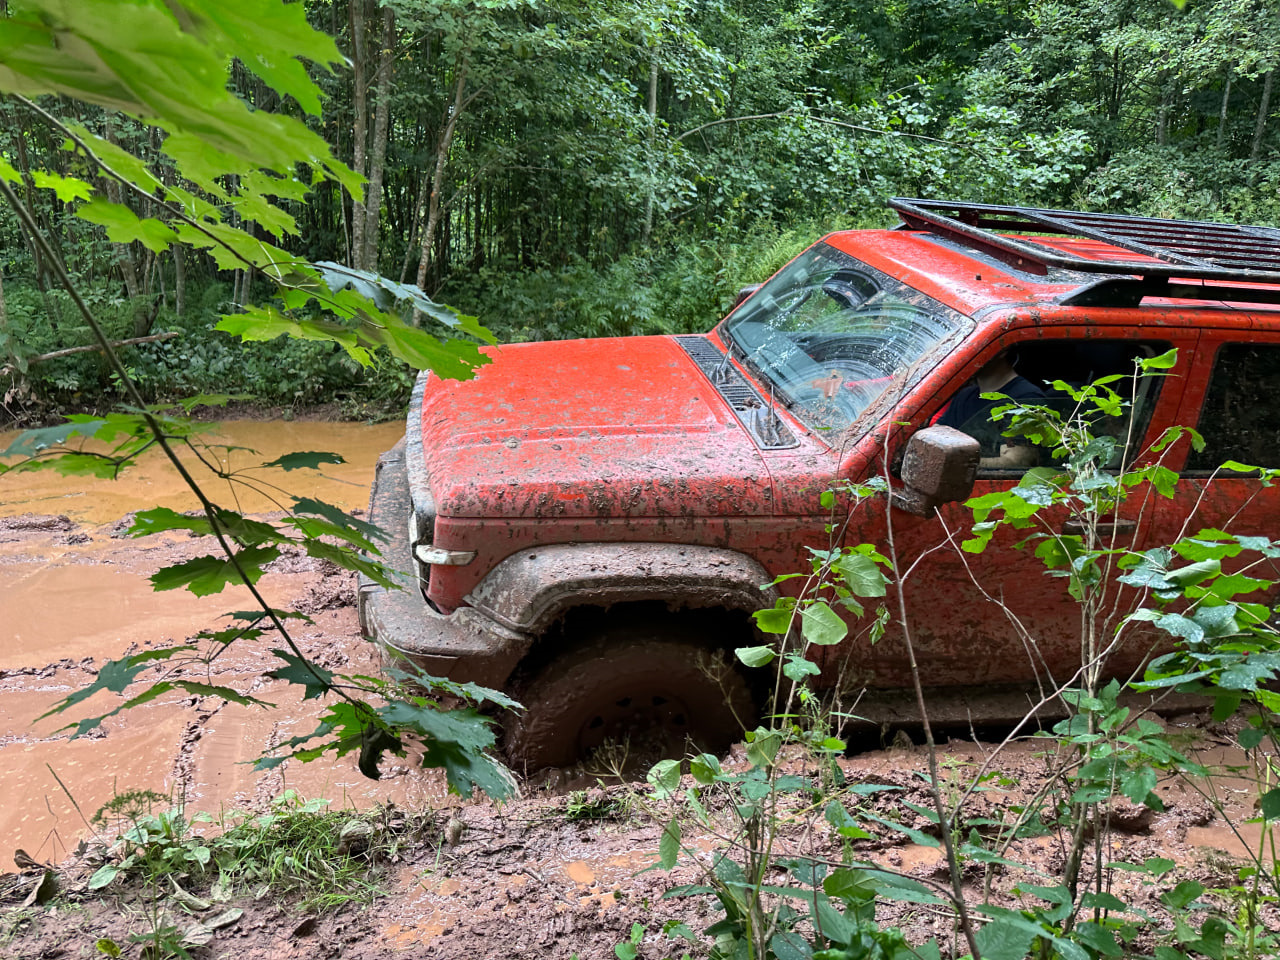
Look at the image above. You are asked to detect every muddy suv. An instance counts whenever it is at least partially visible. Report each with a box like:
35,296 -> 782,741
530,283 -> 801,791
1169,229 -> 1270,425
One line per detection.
359,199 -> 1280,770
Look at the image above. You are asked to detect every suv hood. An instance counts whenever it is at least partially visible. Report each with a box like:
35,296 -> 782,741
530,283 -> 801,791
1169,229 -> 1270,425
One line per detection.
415,336 -> 774,518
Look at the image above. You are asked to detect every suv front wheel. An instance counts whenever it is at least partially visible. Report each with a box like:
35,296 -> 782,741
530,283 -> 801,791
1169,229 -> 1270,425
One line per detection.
502,625 -> 757,772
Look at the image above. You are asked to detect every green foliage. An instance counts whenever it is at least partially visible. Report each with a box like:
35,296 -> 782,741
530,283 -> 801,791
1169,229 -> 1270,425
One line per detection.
87,790 -> 422,910
0,0 -> 517,798
637,358 -> 1280,960
5,0 -> 1274,417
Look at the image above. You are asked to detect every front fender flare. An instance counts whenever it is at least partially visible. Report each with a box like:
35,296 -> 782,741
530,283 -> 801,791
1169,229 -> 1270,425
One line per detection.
464,542 -> 779,635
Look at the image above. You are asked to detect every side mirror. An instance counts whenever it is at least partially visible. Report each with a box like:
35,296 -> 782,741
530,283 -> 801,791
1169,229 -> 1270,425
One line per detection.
734,283 -> 762,308
891,426 -> 980,517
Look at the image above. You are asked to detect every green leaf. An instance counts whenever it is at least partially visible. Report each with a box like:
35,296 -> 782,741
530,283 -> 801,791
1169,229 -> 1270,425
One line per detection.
824,800 -> 871,839
753,603 -> 794,634
2,419 -> 108,457
1080,891 -> 1128,912
96,938 -> 122,958
861,812 -> 939,847
735,645 -> 776,668
647,758 -> 681,798
834,552 -> 887,597
173,682 -> 272,708
801,600 -> 847,646
1161,879 -> 1205,909
301,538 -> 397,589
149,546 -> 280,596
690,753 -> 721,786
659,817 -> 681,869
746,728 -> 782,768
974,916 -> 1037,960
265,650 -> 334,700
1074,921 -> 1121,956
1260,788 -> 1280,820
77,197 -> 178,253
770,931 -> 812,960
782,655 -> 820,681
1238,726 -> 1265,750
37,649 -> 187,720
128,507 -> 212,538
824,867 -> 875,902
1121,765 -> 1157,804
88,864 -> 119,890
1166,558 -> 1221,586
32,169 -> 92,202
216,307 -> 373,367
1141,348 -> 1178,370
291,497 -> 388,543
1108,856 -> 1176,876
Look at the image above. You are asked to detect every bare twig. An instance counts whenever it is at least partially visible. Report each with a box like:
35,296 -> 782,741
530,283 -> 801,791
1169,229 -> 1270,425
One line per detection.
1,330 -> 180,374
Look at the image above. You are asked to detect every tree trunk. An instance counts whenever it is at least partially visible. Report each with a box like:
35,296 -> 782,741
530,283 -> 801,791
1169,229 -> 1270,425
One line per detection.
400,166 -> 428,283
0,267 -> 10,370
348,0 -> 369,268
8,128 -> 61,331
415,59 -> 470,305
102,128 -> 141,299
642,53 -> 659,245
1155,70 -> 1170,147
1251,68 -> 1274,164
174,246 -> 185,317
361,4 -> 395,273
1218,70 -> 1233,149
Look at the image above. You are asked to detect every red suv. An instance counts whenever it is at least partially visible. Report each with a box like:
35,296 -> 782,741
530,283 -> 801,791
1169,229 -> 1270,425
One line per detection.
359,199 -> 1280,770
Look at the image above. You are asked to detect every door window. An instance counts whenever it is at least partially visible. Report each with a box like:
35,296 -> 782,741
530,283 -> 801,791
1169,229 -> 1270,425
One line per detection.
1185,343 -> 1280,473
937,339 -> 1170,474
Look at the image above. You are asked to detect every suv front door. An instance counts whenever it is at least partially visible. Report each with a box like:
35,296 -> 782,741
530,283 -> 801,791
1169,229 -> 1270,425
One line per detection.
819,329 -> 1196,695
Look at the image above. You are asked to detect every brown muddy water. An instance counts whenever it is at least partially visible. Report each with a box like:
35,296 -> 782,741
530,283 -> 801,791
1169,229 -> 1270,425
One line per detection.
0,419 -> 448,862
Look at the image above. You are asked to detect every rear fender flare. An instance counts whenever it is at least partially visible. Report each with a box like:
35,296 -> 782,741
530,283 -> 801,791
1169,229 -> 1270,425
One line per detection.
464,542 -> 779,635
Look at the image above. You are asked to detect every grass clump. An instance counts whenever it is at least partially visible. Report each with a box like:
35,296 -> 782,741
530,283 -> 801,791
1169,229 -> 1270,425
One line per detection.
89,789 -> 424,910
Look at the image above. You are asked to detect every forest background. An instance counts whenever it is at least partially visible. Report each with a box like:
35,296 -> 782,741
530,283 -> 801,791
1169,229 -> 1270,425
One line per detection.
2,0 -> 1279,418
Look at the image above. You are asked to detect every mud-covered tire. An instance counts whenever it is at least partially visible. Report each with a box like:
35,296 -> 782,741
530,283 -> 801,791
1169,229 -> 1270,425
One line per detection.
503,629 -> 756,773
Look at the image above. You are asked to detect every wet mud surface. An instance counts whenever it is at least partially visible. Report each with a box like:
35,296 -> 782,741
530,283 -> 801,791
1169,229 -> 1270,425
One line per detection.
1,421 -> 1276,958
0,420 -> 411,863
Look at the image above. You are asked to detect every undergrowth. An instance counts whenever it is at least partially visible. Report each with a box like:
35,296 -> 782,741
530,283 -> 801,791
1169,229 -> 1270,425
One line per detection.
626,353 -> 1280,960
87,789 -> 426,911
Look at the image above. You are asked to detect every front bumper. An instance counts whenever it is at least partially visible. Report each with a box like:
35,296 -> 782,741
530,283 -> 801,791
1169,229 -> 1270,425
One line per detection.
356,441 -> 530,687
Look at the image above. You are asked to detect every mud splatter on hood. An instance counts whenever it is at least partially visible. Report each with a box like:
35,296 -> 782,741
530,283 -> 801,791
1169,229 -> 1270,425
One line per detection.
416,336 -> 773,518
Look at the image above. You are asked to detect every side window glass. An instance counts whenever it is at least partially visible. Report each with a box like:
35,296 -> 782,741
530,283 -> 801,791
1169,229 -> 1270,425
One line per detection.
936,339 -> 1169,474
1186,343 -> 1280,472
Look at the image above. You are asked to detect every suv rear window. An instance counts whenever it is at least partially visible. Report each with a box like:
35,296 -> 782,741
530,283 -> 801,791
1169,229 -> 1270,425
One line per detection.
1186,343 -> 1280,472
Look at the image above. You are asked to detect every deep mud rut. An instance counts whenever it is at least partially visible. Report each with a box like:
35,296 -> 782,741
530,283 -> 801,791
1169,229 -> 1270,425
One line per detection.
1,422 -> 1276,959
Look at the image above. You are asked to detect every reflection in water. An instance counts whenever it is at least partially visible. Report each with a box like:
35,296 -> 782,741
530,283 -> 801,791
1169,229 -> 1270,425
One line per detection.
0,420 -> 403,524
0,419 -> 453,861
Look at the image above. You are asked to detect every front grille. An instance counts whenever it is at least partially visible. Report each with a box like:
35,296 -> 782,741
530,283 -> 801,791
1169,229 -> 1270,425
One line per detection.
676,336 -> 798,449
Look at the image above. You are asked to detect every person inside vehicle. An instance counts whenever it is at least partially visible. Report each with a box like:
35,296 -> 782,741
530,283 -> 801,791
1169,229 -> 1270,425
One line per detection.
934,348 -> 1045,469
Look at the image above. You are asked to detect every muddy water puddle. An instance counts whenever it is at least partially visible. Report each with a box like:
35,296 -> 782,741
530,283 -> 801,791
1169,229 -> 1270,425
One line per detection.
0,418 -> 440,861
0,420 -> 402,524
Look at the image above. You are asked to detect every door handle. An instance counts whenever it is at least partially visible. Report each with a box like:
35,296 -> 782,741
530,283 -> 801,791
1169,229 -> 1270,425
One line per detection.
1061,517 -> 1137,538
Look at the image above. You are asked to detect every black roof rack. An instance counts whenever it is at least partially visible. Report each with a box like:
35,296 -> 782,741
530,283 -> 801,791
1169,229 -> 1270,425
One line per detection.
889,198 -> 1280,306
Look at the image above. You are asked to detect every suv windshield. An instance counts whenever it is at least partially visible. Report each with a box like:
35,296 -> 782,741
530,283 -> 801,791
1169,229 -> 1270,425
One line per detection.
722,242 -> 972,434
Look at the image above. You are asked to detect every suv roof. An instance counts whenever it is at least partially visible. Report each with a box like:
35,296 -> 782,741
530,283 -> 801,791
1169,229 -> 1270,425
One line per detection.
887,198 -> 1280,310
